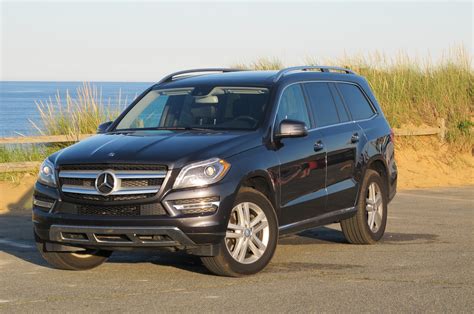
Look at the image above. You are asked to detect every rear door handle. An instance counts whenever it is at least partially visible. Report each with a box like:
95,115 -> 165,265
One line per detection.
351,133 -> 360,143
314,140 -> 324,152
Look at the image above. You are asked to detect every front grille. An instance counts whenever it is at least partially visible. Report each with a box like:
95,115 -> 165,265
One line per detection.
62,178 -> 95,187
58,164 -> 168,202
62,178 -> 160,189
60,164 -> 167,171
75,203 -> 167,216
65,193 -> 155,202
79,205 -> 141,216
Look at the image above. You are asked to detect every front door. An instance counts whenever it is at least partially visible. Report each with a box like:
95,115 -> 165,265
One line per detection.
275,83 -> 327,226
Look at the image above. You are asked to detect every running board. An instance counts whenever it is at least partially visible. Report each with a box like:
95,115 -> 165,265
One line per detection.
278,207 -> 356,235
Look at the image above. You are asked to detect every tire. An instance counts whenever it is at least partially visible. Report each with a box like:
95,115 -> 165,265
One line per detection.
35,233 -> 112,270
340,169 -> 388,244
201,187 -> 278,277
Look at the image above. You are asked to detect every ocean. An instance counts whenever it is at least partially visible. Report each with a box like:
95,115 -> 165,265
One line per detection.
0,81 -> 153,137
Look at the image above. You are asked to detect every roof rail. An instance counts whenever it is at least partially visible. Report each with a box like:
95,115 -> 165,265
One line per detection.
274,66 -> 355,82
157,68 -> 245,84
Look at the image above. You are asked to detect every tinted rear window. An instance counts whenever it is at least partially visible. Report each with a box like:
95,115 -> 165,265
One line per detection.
303,82 -> 340,127
337,83 -> 375,120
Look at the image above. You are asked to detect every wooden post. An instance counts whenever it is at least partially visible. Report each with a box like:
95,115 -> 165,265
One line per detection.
438,118 -> 446,142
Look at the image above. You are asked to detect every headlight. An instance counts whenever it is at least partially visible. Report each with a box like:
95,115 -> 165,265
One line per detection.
173,158 -> 230,189
38,159 -> 57,187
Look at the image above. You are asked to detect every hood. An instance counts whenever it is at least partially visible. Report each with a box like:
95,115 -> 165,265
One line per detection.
52,130 -> 262,169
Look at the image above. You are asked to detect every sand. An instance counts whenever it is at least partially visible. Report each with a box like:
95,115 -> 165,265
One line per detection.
395,137 -> 474,189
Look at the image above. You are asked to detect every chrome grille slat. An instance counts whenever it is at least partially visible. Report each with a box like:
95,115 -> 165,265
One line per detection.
59,170 -> 166,179
61,185 -> 161,195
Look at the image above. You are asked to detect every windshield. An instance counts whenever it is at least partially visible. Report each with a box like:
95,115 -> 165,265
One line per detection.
114,86 -> 270,131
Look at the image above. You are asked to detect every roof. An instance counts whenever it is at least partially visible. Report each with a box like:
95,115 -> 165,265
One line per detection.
153,67 -> 362,89
154,70 -> 277,89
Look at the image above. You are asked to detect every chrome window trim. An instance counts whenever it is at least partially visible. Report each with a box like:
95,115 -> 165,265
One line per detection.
270,80 -> 378,141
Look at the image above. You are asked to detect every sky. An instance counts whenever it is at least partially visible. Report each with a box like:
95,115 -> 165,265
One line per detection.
1,1 -> 472,82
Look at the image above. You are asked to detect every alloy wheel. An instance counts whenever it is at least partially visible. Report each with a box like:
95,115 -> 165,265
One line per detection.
225,202 -> 270,264
366,182 -> 384,233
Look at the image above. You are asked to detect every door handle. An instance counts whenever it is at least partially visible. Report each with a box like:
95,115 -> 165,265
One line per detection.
351,133 -> 360,143
314,140 -> 324,152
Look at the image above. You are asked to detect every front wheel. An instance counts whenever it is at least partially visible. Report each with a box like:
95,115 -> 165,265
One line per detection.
35,234 -> 112,270
201,188 -> 278,277
340,169 -> 388,244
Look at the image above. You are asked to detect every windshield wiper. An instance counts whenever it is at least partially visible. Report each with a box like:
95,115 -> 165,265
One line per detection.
154,126 -> 219,132
109,126 -> 220,133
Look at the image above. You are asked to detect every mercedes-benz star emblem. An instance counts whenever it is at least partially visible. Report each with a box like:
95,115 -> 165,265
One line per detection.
95,171 -> 117,195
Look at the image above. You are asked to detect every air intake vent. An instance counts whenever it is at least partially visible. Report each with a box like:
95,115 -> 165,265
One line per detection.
76,203 -> 167,216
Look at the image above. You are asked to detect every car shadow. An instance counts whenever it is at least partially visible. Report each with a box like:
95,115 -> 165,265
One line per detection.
279,226 -> 348,245
0,210 -> 211,274
108,251 -> 210,275
0,210 -> 439,274
7,185 -> 34,212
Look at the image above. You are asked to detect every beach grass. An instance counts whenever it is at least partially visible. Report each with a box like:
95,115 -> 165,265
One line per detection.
31,82 -> 127,136
30,48 -> 474,150
0,48 -> 472,173
0,83 -> 128,172
233,47 -> 473,150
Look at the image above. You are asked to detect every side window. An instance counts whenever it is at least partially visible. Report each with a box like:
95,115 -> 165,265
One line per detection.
276,84 -> 311,128
329,84 -> 350,122
303,82 -> 340,127
337,83 -> 375,120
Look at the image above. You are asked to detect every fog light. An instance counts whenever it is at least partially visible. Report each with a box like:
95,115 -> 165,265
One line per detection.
33,196 -> 55,211
164,196 -> 219,216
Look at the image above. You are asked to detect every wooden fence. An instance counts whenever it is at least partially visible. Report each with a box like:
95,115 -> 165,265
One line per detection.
0,119 -> 446,173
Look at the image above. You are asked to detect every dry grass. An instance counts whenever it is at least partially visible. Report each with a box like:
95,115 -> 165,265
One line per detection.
30,83 -> 127,136
233,47 -> 473,151
0,83 -> 129,172
0,48 -> 471,174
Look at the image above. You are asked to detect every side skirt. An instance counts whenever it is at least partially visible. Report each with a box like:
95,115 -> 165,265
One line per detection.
278,207 -> 356,236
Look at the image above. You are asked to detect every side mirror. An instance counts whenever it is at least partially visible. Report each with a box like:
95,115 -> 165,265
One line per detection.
275,119 -> 308,139
97,121 -> 113,134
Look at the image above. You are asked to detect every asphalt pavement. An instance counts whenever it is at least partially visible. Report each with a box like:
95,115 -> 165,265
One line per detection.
0,186 -> 473,313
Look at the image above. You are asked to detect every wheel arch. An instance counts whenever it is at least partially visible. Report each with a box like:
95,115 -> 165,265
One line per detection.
364,156 -> 389,193
238,171 -> 279,217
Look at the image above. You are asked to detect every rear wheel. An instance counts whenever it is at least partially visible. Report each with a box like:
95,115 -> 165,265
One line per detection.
35,234 -> 112,270
201,188 -> 278,277
340,169 -> 387,244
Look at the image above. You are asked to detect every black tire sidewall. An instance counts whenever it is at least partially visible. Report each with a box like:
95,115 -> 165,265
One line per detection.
219,188 -> 278,275
35,231 -> 111,270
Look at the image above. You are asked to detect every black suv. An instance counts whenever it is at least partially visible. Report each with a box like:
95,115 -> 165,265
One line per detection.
33,67 -> 397,276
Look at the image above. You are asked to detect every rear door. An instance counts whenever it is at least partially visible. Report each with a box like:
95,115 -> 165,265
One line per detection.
275,83 -> 327,226
303,82 -> 362,212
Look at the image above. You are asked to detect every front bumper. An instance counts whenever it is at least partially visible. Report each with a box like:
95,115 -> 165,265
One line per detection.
33,177 -> 239,256
49,225 -> 196,248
